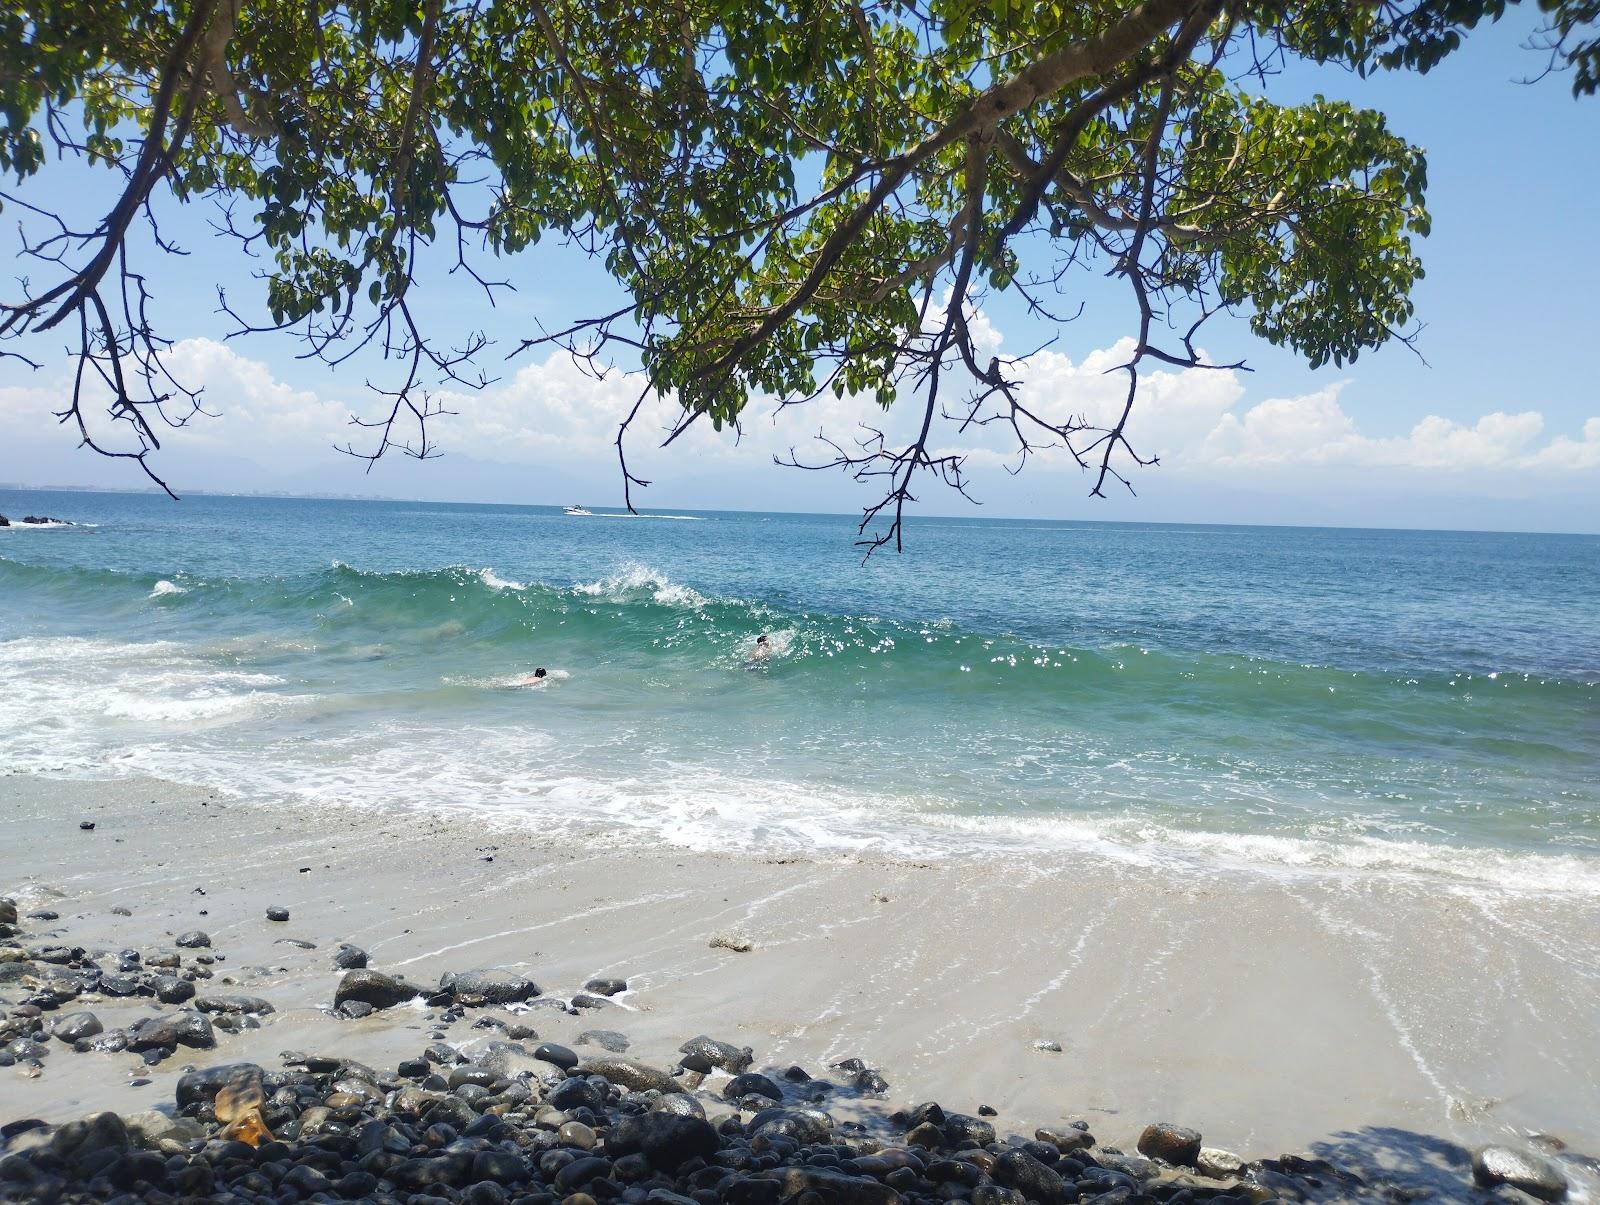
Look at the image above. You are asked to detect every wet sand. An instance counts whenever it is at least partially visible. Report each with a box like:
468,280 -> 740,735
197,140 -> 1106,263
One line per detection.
2,771 -> 1598,1192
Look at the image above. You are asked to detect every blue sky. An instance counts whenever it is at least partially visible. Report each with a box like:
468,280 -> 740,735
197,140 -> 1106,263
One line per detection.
1,13 -> 1596,532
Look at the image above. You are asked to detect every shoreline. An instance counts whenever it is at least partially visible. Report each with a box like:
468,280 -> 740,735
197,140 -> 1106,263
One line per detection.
2,772 -> 1598,1199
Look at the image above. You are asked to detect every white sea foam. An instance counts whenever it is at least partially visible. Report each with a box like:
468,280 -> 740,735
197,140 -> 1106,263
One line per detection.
464,669 -> 574,689
149,579 -> 187,598
574,563 -> 713,609
0,636 -> 305,774
5,634 -> 1598,900
590,512 -> 705,521
478,568 -> 527,592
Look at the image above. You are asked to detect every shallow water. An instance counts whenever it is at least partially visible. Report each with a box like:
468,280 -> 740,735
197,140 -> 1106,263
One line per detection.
2,488 -> 1597,892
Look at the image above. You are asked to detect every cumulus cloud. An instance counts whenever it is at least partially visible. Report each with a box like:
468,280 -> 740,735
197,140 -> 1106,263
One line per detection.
1,333 -> 1595,493
1197,385 -> 1589,473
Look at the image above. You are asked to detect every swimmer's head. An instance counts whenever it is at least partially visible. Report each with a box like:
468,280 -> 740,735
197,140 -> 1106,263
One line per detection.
756,635 -> 768,645
533,667 -> 547,679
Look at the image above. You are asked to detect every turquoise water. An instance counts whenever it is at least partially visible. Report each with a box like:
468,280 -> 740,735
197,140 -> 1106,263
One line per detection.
2,489 -> 1597,888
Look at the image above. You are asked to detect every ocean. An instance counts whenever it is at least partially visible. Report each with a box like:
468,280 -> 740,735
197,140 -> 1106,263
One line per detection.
3,488 -> 1597,893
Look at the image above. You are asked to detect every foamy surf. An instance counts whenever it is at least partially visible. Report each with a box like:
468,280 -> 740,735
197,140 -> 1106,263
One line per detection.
573,562 -> 714,609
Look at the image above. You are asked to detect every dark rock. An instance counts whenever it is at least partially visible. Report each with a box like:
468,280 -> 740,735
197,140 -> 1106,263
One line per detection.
87,1030 -> 129,1053
1473,1145 -> 1569,1201
972,1188 -> 1027,1205
577,1028 -> 630,1052
678,1035 -> 753,1072
474,1149 -> 529,1184
174,931 -> 211,949
127,1010 -> 215,1051
548,1076 -> 608,1112
749,1107 -> 834,1145
194,994 -> 274,1015
150,975 -> 194,1004
651,1093 -> 708,1121
993,1150 -> 1066,1205
854,1069 -> 890,1095
579,1056 -> 682,1094
281,1164 -> 331,1194
0,900 -> 15,925
765,1166 -> 903,1205
334,968 -> 421,1009
554,1156 -> 614,1190
447,1064 -> 500,1090
439,968 -> 540,1004
391,1152 -> 475,1189
50,1012 -> 103,1043
572,991 -> 610,1009
333,943 -> 369,969
1036,1128 -> 1093,1155
942,1115 -> 995,1148
341,999 -> 375,1018
46,1112 -> 130,1178
725,1073 -> 784,1102
535,1042 -> 581,1071
608,1113 -> 720,1170
265,906 -> 290,922
1136,1123 -> 1201,1167
585,977 -> 628,996
97,973 -> 143,996
176,1062 -> 264,1107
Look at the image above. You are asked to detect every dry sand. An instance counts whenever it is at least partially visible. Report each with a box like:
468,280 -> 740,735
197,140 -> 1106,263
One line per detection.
3,771 -> 1598,1193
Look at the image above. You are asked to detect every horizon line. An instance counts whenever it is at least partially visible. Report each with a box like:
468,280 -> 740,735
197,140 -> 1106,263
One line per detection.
4,481 -> 1597,540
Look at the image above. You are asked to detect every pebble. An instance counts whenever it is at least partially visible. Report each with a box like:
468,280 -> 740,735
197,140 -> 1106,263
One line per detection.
1137,1121 -> 1203,1166
534,1043 -> 580,1071
1197,1146 -> 1246,1178
334,968 -> 421,1009
439,968 -> 541,1004
1473,1144 -> 1570,1200
174,930 -> 211,948
49,1012 -> 102,1043
78,821 -> 95,831
708,932 -> 754,952
678,1034 -> 754,1072
265,905 -> 290,921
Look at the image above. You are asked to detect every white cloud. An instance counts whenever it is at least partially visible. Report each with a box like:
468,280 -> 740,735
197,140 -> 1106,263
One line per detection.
1196,385 -> 1583,473
2,334 -> 1595,497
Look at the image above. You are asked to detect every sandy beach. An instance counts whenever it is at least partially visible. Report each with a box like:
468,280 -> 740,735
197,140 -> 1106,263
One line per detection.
4,770 -> 1598,1200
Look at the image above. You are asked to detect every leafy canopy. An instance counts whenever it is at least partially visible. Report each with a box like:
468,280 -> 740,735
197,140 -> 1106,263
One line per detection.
1,0 -> 1593,545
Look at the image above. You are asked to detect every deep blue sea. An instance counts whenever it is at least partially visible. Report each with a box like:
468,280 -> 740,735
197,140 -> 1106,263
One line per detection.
3,488 -> 1597,890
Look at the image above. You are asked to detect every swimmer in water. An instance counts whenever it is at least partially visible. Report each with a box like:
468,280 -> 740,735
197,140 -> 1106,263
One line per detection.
515,667 -> 549,687
747,634 -> 772,665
